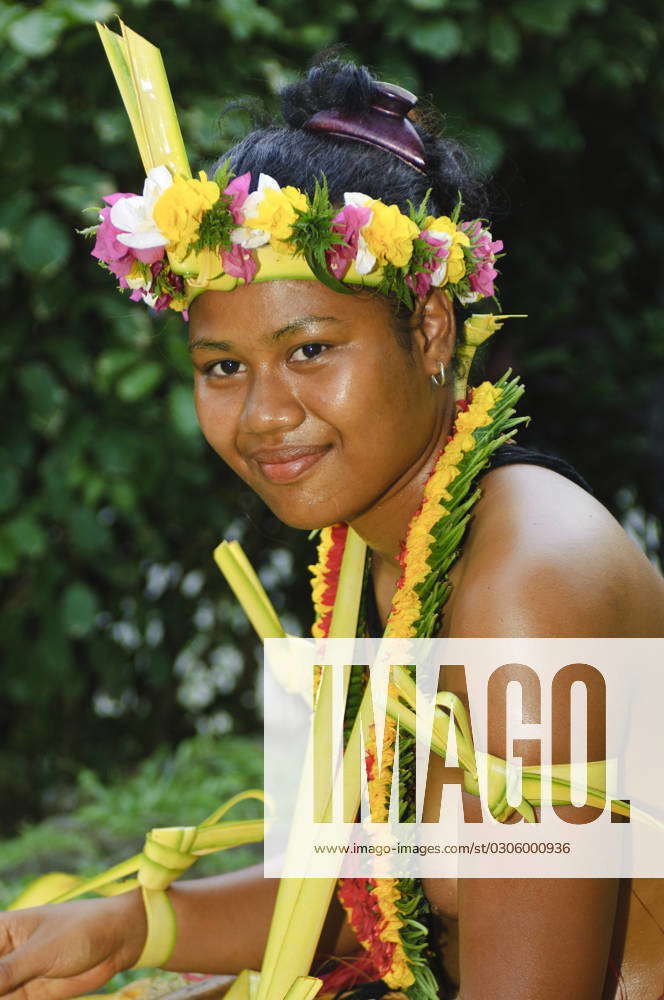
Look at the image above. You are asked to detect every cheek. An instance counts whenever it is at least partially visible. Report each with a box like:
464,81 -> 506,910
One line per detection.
315,356 -> 435,511
194,380 -> 240,466
338,358 -> 429,458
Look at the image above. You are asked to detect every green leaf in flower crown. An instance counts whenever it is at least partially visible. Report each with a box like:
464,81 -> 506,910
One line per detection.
451,190 -> 463,224
290,175 -> 353,295
190,196 -> 235,256
408,187 -> 433,228
213,159 -> 235,189
378,262 -> 414,311
304,245 -> 353,296
290,176 -> 336,252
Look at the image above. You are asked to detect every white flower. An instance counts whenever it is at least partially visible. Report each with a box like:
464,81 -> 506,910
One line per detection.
343,191 -> 371,208
111,165 -> 173,250
230,226 -> 271,250
354,232 -> 377,275
458,289 -> 482,305
426,229 -> 453,286
343,192 -> 377,274
230,172 -> 279,249
430,260 -> 448,286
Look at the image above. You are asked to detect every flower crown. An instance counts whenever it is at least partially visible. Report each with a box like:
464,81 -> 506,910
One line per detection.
87,163 -> 503,320
85,21 -> 504,321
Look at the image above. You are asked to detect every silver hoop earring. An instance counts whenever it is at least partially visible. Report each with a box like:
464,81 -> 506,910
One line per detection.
431,361 -> 445,386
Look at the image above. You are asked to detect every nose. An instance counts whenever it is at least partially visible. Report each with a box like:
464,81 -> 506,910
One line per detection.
239,366 -> 306,437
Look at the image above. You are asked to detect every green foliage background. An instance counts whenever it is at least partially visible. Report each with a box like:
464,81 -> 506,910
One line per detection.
1,0 -> 663,833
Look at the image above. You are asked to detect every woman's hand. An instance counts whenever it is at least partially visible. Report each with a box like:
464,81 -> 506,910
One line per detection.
0,890 -> 146,999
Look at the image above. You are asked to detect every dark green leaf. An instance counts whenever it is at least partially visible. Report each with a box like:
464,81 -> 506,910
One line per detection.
409,18 -> 462,58
7,10 -> 65,57
16,213 -> 71,277
4,515 -> 47,557
168,384 -> 200,437
61,582 -> 99,638
116,362 -> 164,402
18,363 -> 67,435
0,463 -> 19,515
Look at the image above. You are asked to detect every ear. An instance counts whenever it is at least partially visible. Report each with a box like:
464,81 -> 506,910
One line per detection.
409,288 -> 456,378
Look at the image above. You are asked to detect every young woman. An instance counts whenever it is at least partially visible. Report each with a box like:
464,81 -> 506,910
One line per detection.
1,53 -> 663,1000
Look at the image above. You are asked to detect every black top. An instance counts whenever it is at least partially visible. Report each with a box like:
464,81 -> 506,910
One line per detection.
363,443 -> 593,637
480,442 -> 593,495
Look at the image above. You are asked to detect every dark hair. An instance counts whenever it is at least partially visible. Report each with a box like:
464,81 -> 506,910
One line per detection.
211,56 -> 490,357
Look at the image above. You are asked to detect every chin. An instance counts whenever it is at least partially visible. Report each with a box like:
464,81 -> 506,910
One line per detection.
271,508 -> 341,532
262,495 -> 351,532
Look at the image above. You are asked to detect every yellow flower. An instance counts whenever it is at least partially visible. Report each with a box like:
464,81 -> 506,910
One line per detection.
454,431 -> 477,453
425,214 -> 456,238
443,440 -> 465,467
426,216 -> 470,285
309,525 -> 337,639
243,185 -> 307,253
153,171 -> 219,261
447,241 -> 467,283
363,201 -> 419,267
366,707 -> 397,822
454,409 -> 480,433
372,877 -> 415,989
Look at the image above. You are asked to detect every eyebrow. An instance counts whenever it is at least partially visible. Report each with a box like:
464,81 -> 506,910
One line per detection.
188,315 -> 341,353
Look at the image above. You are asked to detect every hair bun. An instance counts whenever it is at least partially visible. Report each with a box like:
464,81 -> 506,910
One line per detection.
279,58 -> 377,129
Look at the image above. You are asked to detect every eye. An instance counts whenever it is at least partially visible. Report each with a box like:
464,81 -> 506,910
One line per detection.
290,342 -> 330,362
206,359 -> 247,377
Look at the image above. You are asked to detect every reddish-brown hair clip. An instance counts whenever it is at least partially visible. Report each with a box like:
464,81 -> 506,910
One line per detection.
302,81 -> 427,174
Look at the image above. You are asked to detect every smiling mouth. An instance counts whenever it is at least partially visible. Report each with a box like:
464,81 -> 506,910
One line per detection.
252,446 -> 331,484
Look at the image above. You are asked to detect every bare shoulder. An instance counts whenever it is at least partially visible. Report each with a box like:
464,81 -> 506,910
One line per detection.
444,462 -> 664,638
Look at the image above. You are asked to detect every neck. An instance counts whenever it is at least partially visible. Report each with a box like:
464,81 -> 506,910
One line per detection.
349,389 -> 457,573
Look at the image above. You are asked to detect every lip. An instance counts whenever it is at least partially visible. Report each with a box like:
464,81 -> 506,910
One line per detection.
250,445 -> 330,483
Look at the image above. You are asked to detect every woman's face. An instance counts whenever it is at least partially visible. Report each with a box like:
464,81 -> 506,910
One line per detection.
189,280 -> 448,530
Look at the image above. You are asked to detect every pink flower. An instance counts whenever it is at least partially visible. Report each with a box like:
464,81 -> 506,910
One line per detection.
153,293 -> 172,311
461,221 -> 503,261
460,222 -> 503,297
325,203 -> 372,279
470,227 -> 503,297
224,172 -> 251,225
406,269 -> 433,297
92,192 -> 165,282
476,233 -> 503,260
461,219 -> 482,240
406,230 -> 450,298
136,245 -> 165,265
221,243 -> 258,283
91,193 -> 135,278
469,260 -> 498,297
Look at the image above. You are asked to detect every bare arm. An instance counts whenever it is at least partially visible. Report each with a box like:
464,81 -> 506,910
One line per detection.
163,862 -> 359,975
422,466 -> 634,999
0,862 -> 360,999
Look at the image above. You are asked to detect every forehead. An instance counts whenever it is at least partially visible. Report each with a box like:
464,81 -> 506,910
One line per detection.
187,280 -> 390,340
